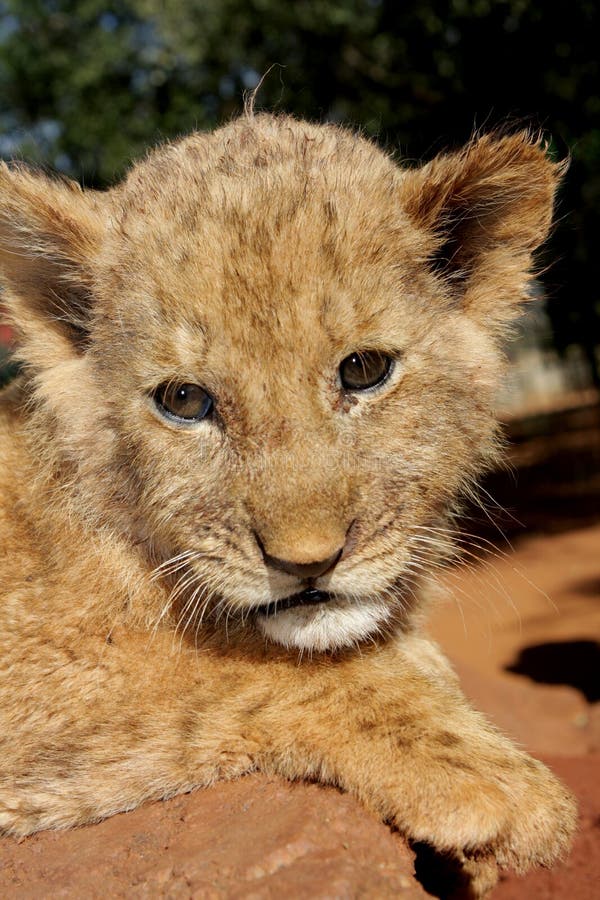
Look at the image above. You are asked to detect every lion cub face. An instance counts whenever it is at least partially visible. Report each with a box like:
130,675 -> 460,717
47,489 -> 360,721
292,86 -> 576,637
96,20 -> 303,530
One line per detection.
0,115 -> 561,651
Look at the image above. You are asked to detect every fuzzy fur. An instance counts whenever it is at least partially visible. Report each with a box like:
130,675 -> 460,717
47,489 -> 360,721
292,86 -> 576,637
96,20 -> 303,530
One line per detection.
0,114 -> 575,896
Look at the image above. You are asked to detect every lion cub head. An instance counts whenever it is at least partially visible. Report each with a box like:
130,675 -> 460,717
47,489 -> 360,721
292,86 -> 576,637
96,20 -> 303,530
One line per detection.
0,115 -> 562,651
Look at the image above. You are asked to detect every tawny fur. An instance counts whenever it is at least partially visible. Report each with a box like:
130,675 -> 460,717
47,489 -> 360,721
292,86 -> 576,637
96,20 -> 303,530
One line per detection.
0,114 -> 575,896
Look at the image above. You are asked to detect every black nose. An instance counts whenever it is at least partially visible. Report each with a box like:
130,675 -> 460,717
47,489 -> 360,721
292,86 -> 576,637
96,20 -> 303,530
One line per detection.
262,548 -> 343,580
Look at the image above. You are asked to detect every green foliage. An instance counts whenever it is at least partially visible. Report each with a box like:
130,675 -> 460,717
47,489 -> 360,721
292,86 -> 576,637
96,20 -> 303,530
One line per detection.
0,0 -> 598,367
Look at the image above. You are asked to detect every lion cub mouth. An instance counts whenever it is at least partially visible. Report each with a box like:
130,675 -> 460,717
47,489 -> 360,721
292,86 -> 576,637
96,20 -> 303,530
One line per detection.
255,588 -> 393,651
258,588 -> 332,617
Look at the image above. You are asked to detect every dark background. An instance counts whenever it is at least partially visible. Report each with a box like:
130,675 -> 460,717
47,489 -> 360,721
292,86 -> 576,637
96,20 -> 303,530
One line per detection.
0,0 -> 599,383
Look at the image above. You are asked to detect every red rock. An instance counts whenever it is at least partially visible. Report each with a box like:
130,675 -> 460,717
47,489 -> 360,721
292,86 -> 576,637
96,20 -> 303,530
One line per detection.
0,776 -> 426,899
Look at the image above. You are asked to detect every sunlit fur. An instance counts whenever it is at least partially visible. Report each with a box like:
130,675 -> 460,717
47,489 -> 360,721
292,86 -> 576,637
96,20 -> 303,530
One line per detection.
0,114 -> 575,893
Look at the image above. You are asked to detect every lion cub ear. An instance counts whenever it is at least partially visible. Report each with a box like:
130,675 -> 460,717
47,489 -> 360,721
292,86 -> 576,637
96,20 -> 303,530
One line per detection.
400,133 -> 566,329
0,164 -> 107,365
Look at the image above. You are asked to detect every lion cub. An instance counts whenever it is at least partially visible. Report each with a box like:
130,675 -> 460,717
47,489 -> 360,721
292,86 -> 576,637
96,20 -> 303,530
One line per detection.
0,114 -> 575,896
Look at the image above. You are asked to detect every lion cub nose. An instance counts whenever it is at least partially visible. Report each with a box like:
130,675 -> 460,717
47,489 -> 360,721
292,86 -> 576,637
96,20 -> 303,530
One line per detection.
261,546 -> 343,580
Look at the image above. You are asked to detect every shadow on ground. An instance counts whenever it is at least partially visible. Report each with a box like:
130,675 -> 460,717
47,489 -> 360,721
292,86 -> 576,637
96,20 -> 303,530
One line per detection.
506,639 -> 600,702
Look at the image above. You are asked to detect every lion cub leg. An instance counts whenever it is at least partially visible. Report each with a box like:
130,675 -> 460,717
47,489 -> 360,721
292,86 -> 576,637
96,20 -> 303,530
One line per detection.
262,636 -> 576,897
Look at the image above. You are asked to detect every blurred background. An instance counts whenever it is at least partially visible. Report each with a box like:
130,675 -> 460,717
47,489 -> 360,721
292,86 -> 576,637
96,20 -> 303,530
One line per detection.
0,0 -> 599,694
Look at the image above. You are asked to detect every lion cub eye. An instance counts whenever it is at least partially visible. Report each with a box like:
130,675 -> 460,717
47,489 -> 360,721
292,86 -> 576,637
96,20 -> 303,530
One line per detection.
153,382 -> 213,422
339,351 -> 394,391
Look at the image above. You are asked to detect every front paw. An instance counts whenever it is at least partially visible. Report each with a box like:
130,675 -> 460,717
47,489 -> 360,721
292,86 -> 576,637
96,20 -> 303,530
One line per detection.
486,755 -> 576,872
397,750 -> 576,878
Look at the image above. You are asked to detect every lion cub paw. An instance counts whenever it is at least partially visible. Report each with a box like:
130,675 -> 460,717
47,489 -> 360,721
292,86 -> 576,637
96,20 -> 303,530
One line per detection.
477,754 -> 576,873
401,749 -> 576,888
